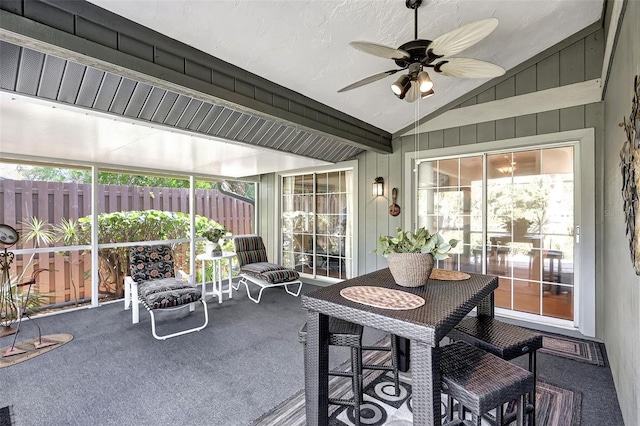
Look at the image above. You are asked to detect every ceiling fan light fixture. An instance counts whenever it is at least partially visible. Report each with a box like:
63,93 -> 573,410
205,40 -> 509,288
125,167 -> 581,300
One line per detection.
338,1 -> 503,104
416,71 -> 433,93
391,74 -> 412,97
420,88 -> 435,99
404,81 -> 421,102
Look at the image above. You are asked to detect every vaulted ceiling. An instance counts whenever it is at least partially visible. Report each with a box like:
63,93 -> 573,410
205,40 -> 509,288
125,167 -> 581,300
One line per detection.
0,0 -> 604,178
86,0 -> 603,133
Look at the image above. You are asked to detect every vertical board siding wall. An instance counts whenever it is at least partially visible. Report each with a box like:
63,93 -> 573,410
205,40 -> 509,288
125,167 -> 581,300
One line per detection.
601,1 -> 640,424
0,179 -> 253,304
356,28 -> 605,276
258,174 -> 277,260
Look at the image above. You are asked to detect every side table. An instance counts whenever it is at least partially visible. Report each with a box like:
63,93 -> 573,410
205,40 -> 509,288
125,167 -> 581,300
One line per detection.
196,251 -> 236,303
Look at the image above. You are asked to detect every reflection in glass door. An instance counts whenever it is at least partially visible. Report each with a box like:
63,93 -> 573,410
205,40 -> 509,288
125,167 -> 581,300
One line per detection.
417,146 -> 575,322
281,170 -> 353,281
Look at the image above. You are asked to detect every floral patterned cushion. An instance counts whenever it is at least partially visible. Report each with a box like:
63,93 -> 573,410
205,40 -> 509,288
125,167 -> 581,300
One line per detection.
129,245 -> 176,283
241,262 -> 300,284
129,245 -> 202,309
138,277 -> 190,299
143,286 -> 202,309
137,278 -> 202,309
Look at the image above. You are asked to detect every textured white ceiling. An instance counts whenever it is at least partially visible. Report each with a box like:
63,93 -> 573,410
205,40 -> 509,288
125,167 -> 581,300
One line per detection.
87,0 -> 603,134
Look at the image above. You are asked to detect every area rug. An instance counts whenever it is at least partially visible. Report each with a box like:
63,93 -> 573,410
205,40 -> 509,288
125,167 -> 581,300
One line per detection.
0,333 -> 73,368
539,332 -> 606,366
253,340 -> 582,426
0,406 -> 13,426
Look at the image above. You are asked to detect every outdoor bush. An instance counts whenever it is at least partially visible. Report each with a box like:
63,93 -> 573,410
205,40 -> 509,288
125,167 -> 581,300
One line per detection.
61,210 -> 228,297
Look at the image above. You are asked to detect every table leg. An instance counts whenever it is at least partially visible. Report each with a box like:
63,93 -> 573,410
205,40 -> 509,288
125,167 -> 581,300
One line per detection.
304,311 -> 329,426
200,259 -> 207,299
227,257 -> 233,300
397,336 -> 411,372
215,259 -> 223,303
477,291 -> 495,317
411,340 -> 441,426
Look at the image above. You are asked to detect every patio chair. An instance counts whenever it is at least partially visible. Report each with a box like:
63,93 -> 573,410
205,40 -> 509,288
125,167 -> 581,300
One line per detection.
124,244 -> 209,340
232,235 -> 302,303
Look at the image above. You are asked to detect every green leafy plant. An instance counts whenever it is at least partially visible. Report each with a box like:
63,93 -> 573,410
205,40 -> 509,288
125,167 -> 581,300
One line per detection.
1,217 -> 55,330
201,226 -> 229,243
374,227 -> 459,260
65,210 -> 228,297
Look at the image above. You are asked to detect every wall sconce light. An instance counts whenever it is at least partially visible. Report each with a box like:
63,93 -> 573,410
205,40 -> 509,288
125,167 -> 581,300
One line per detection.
372,177 -> 384,197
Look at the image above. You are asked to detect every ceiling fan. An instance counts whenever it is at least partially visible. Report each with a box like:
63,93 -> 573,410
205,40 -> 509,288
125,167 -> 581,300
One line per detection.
338,0 -> 506,102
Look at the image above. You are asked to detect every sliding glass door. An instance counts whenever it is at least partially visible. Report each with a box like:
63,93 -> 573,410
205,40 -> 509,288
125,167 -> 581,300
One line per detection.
417,146 -> 575,322
281,169 -> 354,281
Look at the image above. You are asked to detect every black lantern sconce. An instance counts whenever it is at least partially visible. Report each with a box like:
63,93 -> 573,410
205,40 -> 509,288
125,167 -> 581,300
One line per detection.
372,177 -> 384,197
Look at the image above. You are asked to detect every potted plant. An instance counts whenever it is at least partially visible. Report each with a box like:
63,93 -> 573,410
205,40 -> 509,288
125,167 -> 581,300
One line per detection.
202,226 -> 229,256
374,227 -> 459,287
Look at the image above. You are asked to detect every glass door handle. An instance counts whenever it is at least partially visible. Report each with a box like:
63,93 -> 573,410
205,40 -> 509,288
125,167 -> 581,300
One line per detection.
575,225 -> 580,243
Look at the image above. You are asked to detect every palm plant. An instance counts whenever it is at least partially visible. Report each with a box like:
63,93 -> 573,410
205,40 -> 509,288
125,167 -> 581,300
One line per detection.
54,218 -> 83,306
0,217 -> 54,334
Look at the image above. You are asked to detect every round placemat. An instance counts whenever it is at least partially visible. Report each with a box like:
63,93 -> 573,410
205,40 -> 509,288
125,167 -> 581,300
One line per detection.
340,286 -> 425,310
429,268 -> 471,281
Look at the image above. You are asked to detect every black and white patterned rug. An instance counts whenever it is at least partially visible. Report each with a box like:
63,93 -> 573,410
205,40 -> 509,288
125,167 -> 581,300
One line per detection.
253,339 -> 582,426
0,406 -> 14,426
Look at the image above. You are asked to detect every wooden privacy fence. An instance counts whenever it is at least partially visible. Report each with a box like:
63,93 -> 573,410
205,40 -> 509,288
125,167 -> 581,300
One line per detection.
0,179 -> 253,305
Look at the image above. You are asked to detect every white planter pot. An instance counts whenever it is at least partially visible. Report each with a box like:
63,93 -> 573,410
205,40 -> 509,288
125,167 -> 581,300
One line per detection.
205,241 -> 221,256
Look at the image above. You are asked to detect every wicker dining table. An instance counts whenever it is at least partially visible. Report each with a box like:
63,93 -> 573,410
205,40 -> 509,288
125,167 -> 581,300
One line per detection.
301,267 -> 498,426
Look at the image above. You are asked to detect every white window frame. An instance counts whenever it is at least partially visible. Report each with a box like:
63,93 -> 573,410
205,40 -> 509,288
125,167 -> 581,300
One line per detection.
277,160 -> 359,285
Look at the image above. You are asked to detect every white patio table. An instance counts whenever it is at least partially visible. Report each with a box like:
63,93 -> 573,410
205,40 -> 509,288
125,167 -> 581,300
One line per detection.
196,251 -> 236,303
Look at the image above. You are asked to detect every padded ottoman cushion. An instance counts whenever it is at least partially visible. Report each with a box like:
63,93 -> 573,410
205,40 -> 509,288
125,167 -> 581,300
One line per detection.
138,278 -> 201,309
138,277 -> 189,298
259,269 -> 300,284
241,262 -> 300,284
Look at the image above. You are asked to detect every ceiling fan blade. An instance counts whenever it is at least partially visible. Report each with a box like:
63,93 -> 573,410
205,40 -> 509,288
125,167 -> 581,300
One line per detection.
435,58 -> 505,78
429,18 -> 499,57
349,41 -> 410,60
338,69 -> 402,93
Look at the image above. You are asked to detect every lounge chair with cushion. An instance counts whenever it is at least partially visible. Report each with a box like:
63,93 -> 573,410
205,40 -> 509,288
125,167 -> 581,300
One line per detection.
124,244 -> 209,340
232,235 -> 302,303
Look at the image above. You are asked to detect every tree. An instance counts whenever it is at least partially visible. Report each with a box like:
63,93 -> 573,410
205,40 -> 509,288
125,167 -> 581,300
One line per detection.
486,176 -> 550,233
221,180 -> 255,200
15,165 -> 253,195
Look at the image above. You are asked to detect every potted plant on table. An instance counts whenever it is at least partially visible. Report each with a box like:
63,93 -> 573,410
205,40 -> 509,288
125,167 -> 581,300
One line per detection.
202,226 -> 229,256
374,227 -> 459,287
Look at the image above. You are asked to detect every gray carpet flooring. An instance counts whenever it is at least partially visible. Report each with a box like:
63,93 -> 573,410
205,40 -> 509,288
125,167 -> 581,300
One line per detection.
0,282 -> 625,426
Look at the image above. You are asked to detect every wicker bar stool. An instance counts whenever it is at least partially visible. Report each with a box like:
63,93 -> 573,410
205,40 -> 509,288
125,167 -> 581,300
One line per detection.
447,316 -> 543,426
362,333 -> 401,397
300,317 -> 364,424
299,319 -> 401,425
440,341 -> 535,426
